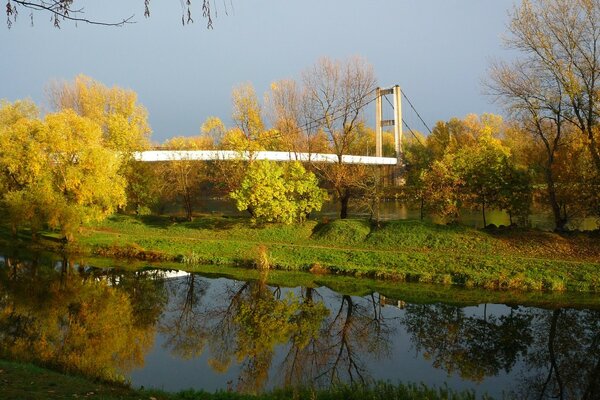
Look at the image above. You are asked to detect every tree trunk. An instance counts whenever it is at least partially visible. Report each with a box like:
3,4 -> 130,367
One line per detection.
482,196 -> 487,228
183,190 -> 193,221
545,168 -> 567,231
586,127 -> 600,176
340,192 -> 350,219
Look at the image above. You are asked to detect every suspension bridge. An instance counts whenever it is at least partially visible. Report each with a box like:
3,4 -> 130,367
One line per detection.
134,86 -> 430,166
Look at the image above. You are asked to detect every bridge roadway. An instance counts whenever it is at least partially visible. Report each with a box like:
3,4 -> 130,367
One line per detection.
135,150 -> 398,165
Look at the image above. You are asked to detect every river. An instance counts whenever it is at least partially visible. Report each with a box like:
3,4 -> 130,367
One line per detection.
0,250 -> 599,399
195,198 -> 599,231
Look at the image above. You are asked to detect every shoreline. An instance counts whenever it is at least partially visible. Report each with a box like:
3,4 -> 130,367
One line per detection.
4,214 -> 599,293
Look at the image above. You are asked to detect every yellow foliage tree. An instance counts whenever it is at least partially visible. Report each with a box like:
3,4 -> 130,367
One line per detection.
48,74 -> 151,153
0,102 -> 127,241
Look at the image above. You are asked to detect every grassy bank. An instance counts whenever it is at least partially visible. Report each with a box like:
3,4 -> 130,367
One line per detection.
0,360 -> 490,400
5,214 -> 600,292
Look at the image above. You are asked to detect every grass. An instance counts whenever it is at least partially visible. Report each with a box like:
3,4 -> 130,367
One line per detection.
2,214 -> 600,292
0,359 -> 491,400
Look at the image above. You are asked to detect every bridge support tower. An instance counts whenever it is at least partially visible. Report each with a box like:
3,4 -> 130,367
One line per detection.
375,85 -> 404,185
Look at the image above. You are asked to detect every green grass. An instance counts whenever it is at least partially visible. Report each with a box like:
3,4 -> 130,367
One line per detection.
3,214 -> 600,293
0,359 -> 491,400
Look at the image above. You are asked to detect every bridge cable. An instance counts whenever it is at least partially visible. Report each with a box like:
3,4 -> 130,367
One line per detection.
400,89 -> 432,135
257,89 -> 378,143
382,95 -> 424,147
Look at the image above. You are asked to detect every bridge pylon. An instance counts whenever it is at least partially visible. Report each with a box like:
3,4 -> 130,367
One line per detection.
375,85 -> 404,185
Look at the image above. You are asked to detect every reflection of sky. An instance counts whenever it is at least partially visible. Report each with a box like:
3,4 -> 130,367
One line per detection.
128,275 -> 525,398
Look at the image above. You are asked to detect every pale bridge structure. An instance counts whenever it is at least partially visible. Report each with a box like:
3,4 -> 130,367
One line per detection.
135,85 -> 410,167
134,150 -> 398,165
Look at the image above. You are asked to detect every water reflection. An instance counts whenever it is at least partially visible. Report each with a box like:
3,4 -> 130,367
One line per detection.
0,255 -> 167,381
403,304 -> 533,382
511,309 -> 600,400
1,254 -> 599,398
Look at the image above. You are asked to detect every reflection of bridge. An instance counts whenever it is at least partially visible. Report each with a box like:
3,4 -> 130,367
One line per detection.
134,150 -> 398,165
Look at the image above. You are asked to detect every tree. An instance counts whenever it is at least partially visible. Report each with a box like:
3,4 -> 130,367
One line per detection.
230,161 -> 327,224
41,110 -> 127,239
200,116 -> 226,146
47,74 -> 151,154
402,132 -> 433,220
420,158 -> 463,223
5,0 -> 217,28
302,57 -> 377,219
453,132 -> 529,227
161,136 -> 211,221
0,103 -> 127,241
47,75 -> 152,214
505,0 -> 600,176
488,49 -> 570,230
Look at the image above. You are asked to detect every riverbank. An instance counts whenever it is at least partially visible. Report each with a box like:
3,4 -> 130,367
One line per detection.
3,214 -> 600,292
0,360 -> 488,400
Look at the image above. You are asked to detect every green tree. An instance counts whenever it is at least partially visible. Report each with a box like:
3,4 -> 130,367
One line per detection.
452,133 -> 524,227
231,161 -> 327,224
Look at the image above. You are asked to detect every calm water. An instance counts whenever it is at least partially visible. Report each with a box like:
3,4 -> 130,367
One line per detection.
196,198 -> 599,231
1,252 -> 599,399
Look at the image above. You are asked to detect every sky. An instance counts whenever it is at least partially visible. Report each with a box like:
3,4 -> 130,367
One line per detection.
1,0 -> 518,143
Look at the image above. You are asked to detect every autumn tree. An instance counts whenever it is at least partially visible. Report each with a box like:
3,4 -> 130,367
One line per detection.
505,0 -> 600,176
223,83 -> 279,152
453,132 -> 531,227
200,116 -> 226,146
48,75 -> 151,153
489,44 -> 570,230
231,161 -> 327,224
0,103 -> 127,240
161,136 -> 211,221
47,75 -> 152,213
420,158 -> 463,223
401,133 -> 433,220
302,57 -> 377,219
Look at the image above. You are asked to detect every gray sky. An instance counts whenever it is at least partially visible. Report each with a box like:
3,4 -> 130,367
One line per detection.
1,0 -> 517,142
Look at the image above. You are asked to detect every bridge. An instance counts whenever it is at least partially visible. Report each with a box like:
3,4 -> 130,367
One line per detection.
135,86 -> 428,167
134,150 -> 398,165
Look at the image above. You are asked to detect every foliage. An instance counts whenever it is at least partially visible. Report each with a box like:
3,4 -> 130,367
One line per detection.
420,158 -> 463,223
48,74 -> 151,153
231,161 -> 327,224
452,132 -> 532,227
0,104 -> 127,240
160,136 -> 212,221
0,267 -> 155,382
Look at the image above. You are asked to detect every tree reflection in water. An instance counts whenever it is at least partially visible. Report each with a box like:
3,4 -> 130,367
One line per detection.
159,272 -> 395,393
0,254 -> 168,382
402,303 -> 533,382
1,253 -> 600,398
511,309 -> 600,400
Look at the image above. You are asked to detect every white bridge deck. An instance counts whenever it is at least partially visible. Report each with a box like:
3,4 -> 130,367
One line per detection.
135,150 -> 398,165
